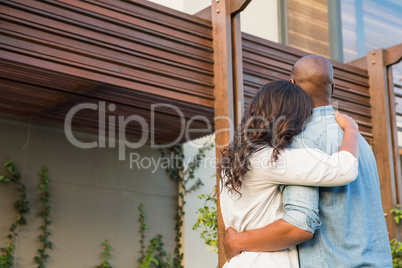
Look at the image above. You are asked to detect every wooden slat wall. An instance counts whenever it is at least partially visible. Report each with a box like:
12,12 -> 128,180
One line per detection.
0,0 -> 214,143
287,0 -> 330,58
242,33 -> 373,144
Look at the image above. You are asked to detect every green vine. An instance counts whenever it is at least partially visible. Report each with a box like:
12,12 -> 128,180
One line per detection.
97,240 -> 112,268
138,203 -> 147,263
138,234 -> 172,268
160,141 -> 214,268
391,205 -> 402,225
0,160 -> 30,268
193,188 -> 218,253
150,234 -> 172,268
34,168 -> 52,268
0,145 -> 216,267
137,203 -> 172,268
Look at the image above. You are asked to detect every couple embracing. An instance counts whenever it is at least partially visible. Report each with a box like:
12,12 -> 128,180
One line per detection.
219,55 -> 392,267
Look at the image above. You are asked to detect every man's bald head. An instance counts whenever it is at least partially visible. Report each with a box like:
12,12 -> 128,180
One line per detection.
290,55 -> 334,107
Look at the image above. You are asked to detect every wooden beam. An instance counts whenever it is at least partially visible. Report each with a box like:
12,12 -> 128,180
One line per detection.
346,56 -> 368,70
346,42 -> 402,69
230,0 -> 252,16
211,0 -> 234,267
367,49 -> 396,238
385,43 -> 402,67
231,13 -> 244,125
388,67 -> 402,208
194,6 -> 211,20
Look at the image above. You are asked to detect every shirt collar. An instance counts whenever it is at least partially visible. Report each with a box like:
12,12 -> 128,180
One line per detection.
312,105 -> 335,118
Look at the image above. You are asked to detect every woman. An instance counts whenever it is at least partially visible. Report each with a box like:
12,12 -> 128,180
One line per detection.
220,80 -> 359,267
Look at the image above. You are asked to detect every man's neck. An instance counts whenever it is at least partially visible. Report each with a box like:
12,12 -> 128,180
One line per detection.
312,99 -> 331,108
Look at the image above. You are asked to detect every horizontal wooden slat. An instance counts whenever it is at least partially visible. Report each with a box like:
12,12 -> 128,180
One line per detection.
0,0 -> 215,144
0,77 -> 213,143
6,0 -> 213,56
80,0 -> 213,36
0,34 -> 213,98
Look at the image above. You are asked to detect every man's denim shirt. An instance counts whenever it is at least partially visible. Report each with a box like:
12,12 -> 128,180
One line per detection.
282,106 -> 392,267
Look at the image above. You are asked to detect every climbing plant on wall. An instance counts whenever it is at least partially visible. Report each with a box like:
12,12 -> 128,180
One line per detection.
0,147 -> 216,267
96,240 -> 113,268
0,161 -> 55,268
0,161 -> 30,268
34,167 -> 52,268
160,141 -> 214,268
137,203 -> 172,268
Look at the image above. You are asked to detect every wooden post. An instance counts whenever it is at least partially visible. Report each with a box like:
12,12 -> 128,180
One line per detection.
231,13 -> 244,126
212,0 -> 234,267
211,1 -> 250,266
388,67 -> 402,240
367,49 -> 396,238
384,43 -> 402,239
387,67 -> 402,205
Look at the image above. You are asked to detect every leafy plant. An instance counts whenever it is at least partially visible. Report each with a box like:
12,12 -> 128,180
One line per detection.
138,203 -> 147,263
160,141 -> 214,267
137,203 -> 172,268
97,240 -> 112,268
391,238 -> 402,268
150,234 -> 172,268
0,161 -> 30,268
138,234 -> 172,268
34,168 -> 52,268
391,205 -> 402,225
391,205 -> 402,267
193,188 -> 218,253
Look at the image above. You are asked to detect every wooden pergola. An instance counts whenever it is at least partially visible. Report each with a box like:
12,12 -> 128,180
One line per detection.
1,0 -> 402,267
0,0 -> 215,144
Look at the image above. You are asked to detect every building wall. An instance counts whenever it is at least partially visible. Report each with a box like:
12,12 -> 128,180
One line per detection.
0,115 -> 177,268
240,0 -> 279,42
146,0 -> 184,11
147,0 -> 280,42
182,135 -> 218,268
184,0 -> 210,15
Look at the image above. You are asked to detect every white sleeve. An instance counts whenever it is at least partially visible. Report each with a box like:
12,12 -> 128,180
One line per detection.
250,148 -> 358,187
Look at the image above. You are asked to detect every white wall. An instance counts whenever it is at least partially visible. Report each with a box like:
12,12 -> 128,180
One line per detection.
0,115 -> 177,268
183,0 -> 211,15
146,0 -> 184,11
182,135 -> 218,268
147,0 -> 281,43
241,0 -> 279,42
147,0 -> 210,15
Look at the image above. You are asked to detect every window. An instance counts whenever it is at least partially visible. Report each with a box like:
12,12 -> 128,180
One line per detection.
341,0 -> 402,62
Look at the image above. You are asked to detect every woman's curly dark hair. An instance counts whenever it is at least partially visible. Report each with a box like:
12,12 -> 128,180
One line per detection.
220,80 -> 313,195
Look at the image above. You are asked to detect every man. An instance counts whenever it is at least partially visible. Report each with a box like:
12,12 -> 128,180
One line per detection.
224,55 -> 392,267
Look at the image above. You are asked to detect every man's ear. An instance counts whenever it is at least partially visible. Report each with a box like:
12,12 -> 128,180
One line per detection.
331,82 -> 335,96
290,78 -> 295,84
